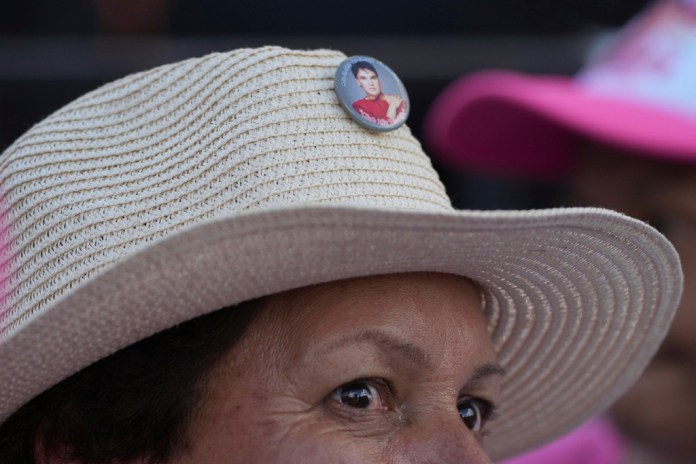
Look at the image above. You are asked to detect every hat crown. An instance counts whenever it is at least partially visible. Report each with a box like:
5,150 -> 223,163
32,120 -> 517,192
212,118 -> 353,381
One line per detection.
0,46 -> 450,336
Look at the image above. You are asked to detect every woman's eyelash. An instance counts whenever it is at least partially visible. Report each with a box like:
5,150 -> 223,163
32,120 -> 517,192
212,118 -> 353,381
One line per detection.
478,399 -> 499,422
459,396 -> 499,431
349,377 -> 394,396
328,377 -> 395,411
474,398 -> 499,427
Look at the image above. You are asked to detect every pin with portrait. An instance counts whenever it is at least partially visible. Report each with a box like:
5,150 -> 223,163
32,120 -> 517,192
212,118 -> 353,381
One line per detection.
334,55 -> 410,132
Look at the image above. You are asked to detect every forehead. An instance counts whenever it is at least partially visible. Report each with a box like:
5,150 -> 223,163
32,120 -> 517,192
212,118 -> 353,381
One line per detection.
264,272 -> 482,320
253,272 -> 494,367
356,67 -> 377,77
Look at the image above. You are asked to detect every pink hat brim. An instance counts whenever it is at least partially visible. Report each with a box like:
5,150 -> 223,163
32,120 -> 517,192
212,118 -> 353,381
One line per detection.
423,71 -> 696,180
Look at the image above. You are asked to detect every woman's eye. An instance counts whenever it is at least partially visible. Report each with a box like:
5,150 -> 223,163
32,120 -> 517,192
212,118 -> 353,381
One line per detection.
458,398 -> 492,432
330,380 -> 387,410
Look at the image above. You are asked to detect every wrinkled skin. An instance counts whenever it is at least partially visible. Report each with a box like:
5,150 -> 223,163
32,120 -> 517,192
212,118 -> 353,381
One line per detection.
175,272 -> 502,463
571,145 -> 696,463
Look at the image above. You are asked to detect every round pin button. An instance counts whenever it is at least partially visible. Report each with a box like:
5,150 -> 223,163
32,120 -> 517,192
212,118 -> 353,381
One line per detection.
334,56 -> 410,132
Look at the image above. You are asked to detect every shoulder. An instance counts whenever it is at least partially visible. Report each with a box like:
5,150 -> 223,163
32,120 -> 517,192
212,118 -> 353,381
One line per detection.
352,98 -> 368,109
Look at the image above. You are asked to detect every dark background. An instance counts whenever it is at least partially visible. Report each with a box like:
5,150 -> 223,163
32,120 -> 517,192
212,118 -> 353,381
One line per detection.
0,0 -> 653,207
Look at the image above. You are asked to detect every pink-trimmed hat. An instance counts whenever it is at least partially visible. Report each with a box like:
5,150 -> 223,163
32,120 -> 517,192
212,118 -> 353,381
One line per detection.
424,0 -> 696,180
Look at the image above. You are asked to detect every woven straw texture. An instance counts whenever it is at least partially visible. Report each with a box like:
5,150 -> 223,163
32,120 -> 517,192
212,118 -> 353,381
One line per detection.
0,46 -> 683,460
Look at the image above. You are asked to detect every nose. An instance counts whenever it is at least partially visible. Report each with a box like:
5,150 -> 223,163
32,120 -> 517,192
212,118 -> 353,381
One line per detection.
390,411 -> 493,464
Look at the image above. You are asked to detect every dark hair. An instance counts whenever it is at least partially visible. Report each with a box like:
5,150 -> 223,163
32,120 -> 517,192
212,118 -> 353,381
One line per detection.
0,299 -> 262,464
351,61 -> 378,78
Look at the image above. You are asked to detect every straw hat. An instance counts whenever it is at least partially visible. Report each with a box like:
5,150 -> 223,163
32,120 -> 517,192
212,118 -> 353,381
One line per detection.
0,46 -> 682,460
424,0 -> 696,180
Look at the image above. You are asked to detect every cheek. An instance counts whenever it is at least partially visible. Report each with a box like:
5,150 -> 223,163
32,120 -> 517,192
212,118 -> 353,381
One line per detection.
265,423 -> 386,463
187,378 -> 388,463
192,411 -> 384,463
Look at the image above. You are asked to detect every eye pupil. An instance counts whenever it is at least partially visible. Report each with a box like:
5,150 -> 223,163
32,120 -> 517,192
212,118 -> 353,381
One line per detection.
459,400 -> 482,431
339,383 -> 373,408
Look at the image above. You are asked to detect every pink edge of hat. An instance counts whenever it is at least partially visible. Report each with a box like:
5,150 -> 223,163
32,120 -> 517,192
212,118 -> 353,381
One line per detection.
423,69 -> 696,181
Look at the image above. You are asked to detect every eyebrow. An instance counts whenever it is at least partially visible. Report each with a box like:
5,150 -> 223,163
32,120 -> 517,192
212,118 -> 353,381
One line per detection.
324,329 -> 433,370
470,363 -> 506,383
321,329 -> 506,381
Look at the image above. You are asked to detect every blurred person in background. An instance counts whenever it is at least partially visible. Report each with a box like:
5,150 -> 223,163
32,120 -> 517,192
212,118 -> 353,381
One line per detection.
424,1 -> 696,463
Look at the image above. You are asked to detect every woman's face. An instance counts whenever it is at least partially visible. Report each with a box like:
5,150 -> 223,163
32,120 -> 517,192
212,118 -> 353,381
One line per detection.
356,67 -> 382,99
571,145 -> 696,461
176,272 -> 501,463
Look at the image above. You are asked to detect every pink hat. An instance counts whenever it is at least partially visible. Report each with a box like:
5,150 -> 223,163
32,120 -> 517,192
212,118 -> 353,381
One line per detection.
424,0 -> 696,180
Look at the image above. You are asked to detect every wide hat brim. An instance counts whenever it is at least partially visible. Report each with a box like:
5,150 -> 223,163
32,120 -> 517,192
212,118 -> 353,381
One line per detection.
0,203 -> 682,460
424,71 -> 696,180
